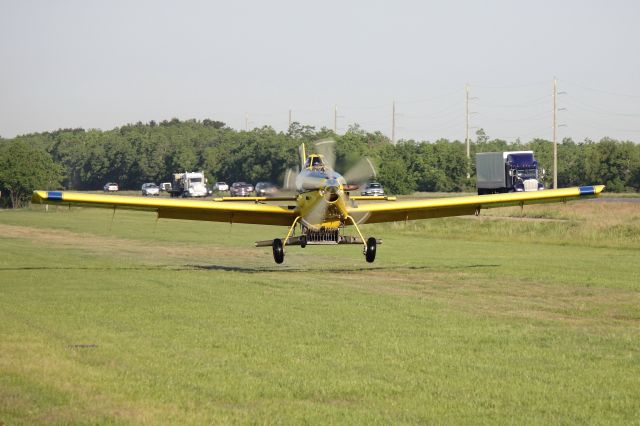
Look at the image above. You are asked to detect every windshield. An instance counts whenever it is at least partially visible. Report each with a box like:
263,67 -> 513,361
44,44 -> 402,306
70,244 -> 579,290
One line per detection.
515,168 -> 537,179
190,177 -> 202,183
305,155 -> 325,170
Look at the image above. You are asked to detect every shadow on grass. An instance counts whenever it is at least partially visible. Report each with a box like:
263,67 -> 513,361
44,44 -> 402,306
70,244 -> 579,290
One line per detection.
184,263 -> 502,273
0,263 -> 501,274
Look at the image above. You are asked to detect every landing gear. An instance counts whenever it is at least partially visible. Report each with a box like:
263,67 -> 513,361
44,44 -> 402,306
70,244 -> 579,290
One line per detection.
272,238 -> 284,264
255,216 -> 380,264
365,237 -> 377,263
345,215 -> 377,264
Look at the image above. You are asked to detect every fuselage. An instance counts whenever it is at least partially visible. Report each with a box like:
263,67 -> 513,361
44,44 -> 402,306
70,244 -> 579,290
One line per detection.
294,155 -> 350,230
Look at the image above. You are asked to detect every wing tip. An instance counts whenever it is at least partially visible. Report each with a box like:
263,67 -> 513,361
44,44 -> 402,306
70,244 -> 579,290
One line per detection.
32,190 -> 63,204
32,190 -> 46,204
578,185 -> 605,197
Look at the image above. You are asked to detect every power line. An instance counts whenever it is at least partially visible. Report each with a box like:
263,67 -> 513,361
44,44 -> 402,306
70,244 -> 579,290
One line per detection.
479,111 -> 551,122
561,80 -> 640,99
563,97 -> 640,117
566,115 -> 640,133
470,80 -> 549,89
479,95 -> 550,108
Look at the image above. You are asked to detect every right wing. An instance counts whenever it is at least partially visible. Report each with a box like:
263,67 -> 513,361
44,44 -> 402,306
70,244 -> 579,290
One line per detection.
347,185 -> 605,224
32,191 -> 298,226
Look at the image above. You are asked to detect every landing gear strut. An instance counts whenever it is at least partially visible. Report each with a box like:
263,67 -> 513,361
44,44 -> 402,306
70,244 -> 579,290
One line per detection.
272,238 -> 284,264
365,237 -> 377,263
346,215 -> 377,264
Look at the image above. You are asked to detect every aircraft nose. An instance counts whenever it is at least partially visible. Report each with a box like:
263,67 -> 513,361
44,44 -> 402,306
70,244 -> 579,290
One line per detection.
324,179 -> 341,202
325,178 -> 340,193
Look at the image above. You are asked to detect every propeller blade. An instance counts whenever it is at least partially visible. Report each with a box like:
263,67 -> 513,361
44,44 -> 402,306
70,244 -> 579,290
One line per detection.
314,139 -> 336,170
305,192 -> 329,227
283,168 -> 297,191
343,157 -> 377,187
298,143 -> 306,168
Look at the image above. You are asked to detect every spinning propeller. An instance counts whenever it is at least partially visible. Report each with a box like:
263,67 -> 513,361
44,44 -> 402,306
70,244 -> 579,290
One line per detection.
301,139 -> 377,227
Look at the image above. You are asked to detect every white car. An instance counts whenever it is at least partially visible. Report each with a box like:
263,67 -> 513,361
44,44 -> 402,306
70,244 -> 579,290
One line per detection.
361,182 -> 385,196
141,183 -> 160,196
214,182 -> 229,191
103,183 -> 119,192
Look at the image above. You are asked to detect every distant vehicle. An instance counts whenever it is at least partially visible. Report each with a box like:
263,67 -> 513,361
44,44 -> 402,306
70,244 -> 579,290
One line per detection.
103,183 -> 119,192
214,182 -> 229,191
160,182 -> 172,192
141,183 -> 160,196
255,182 -> 277,197
229,182 -> 254,197
476,151 -> 545,195
168,171 -> 209,198
361,182 -> 385,196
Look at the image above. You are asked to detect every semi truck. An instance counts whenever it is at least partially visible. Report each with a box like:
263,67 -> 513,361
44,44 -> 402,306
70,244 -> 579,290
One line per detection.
168,171 -> 209,197
476,151 -> 544,195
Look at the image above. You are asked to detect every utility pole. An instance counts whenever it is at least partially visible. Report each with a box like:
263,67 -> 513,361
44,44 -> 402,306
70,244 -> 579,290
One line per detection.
553,77 -> 557,189
465,84 -> 470,160
391,100 -> 396,145
288,109 -> 292,128
465,84 -> 470,179
333,105 -> 338,134
245,112 -> 249,131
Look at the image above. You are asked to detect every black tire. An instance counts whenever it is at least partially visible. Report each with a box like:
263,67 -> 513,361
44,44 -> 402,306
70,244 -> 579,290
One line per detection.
300,235 -> 307,248
365,237 -> 377,263
272,238 -> 284,264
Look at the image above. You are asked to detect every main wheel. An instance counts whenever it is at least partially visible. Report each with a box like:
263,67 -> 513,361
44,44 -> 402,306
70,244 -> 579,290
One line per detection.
272,238 -> 284,264
300,235 -> 307,248
365,237 -> 377,263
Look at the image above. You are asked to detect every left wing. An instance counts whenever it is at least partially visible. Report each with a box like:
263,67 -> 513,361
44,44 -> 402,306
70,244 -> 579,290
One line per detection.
347,185 -> 604,224
32,191 -> 297,226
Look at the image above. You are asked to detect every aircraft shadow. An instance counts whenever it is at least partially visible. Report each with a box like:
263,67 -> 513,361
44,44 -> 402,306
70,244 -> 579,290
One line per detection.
0,263 -> 500,274
185,263 -> 501,273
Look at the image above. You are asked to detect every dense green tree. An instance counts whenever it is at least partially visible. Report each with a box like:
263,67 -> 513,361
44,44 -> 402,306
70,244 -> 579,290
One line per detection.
0,118 -> 638,201
0,140 -> 63,208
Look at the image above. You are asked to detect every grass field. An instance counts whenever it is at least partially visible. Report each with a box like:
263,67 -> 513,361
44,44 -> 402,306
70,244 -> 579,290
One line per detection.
1,199 -> 639,424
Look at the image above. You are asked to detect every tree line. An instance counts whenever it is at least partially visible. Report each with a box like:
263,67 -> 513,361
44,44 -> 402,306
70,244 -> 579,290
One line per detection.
1,118 -> 639,207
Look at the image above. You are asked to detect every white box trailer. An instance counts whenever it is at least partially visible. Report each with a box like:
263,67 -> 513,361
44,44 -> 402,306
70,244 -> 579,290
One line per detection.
476,151 -> 544,195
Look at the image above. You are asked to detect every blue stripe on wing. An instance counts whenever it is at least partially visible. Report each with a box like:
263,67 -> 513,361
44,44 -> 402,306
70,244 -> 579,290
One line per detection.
47,191 -> 63,201
579,186 -> 595,196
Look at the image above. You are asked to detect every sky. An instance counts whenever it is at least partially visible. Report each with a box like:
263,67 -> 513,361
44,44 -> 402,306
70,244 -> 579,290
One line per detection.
1,0 -> 639,142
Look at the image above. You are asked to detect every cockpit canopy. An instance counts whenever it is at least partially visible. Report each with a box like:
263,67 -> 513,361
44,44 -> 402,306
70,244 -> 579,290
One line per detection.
304,154 -> 326,170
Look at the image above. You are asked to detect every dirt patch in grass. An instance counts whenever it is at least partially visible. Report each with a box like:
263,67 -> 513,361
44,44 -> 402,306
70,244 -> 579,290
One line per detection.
0,223 -> 267,265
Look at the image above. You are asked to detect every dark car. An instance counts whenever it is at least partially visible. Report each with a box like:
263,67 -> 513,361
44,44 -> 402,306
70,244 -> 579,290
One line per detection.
361,182 -> 385,196
255,182 -> 277,197
229,182 -> 254,196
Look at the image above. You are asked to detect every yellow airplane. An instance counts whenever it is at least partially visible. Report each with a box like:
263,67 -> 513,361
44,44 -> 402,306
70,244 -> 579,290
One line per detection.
32,143 -> 604,264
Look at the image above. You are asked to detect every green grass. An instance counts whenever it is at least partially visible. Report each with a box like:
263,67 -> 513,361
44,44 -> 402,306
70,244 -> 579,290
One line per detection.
1,202 -> 639,424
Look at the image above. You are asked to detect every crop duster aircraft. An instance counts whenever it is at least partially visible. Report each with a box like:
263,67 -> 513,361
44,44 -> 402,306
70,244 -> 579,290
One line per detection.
32,141 -> 604,264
